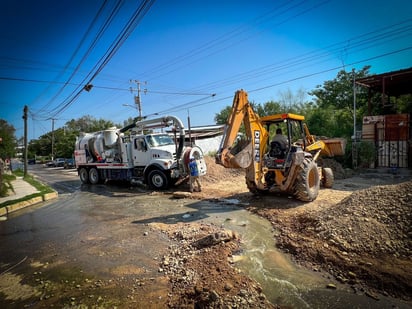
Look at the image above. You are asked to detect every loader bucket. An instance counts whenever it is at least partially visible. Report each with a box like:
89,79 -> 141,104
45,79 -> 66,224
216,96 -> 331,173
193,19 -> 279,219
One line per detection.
321,138 -> 346,157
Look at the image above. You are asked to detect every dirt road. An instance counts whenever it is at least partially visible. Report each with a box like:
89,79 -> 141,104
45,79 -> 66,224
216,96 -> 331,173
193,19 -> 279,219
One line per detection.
189,157 -> 412,306
1,158 -> 411,308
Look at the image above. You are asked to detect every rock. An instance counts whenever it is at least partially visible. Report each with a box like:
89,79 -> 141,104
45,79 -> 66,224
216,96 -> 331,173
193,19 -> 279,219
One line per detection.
326,283 -> 337,289
192,229 -> 238,248
224,282 -> 233,291
172,192 -> 192,199
348,271 -> 356,278
365,290 -> 380,300
209,290 -> 220,301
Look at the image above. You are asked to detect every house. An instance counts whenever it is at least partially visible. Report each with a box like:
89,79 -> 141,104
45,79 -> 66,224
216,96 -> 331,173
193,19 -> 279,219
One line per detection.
167,124 -> 225,155
356,67 -> 412,168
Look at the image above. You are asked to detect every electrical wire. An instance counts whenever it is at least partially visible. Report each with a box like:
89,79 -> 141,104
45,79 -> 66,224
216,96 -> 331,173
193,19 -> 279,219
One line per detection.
44,0 -> 156,120
150,45 -> 412,115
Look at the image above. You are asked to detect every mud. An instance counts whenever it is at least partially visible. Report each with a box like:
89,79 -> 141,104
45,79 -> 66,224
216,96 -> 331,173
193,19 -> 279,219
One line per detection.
0,158 -> 411,308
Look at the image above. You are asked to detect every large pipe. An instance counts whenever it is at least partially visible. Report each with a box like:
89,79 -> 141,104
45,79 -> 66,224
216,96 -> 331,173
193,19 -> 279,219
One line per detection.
120,115 -> 186,159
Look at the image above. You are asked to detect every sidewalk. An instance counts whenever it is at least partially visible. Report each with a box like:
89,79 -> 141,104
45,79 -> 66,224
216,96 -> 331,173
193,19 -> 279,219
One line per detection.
0,177 -> 58,217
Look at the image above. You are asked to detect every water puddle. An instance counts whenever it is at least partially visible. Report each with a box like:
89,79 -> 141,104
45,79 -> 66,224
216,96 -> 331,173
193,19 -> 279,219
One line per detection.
203,199 -> 410,309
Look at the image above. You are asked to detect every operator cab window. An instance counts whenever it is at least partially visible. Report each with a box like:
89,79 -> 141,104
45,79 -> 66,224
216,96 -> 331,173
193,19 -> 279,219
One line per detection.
134,137 -> 147,151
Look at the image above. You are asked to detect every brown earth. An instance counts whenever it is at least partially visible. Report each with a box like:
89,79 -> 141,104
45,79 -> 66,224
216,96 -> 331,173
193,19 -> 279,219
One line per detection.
159,155 -> 412,307
2,156 -> 411,308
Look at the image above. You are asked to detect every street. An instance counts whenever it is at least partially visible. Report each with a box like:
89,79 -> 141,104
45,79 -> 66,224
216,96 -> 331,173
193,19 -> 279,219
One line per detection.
1,164 -> 410,308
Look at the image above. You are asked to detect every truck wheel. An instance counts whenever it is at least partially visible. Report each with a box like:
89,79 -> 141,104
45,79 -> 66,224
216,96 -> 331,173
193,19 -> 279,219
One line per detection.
322,167 -> 334,188
89,167 -> 100,185
294,158 -> 320,202
148,170 -> 169,190
79,168 -> 90,184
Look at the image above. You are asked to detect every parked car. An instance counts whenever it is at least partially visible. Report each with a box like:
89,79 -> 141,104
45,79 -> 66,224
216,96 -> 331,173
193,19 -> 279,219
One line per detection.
64,158 -> 75,169
46,158 -> 66,167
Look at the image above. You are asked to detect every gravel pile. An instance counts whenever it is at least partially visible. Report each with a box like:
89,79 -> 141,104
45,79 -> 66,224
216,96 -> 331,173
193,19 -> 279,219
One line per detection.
271,180 -> 412,298
158,223 -> 277,308
309,181 -> 412,257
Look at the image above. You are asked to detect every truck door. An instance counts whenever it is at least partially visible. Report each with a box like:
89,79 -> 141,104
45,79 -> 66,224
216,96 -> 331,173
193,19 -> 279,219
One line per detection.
132,136 -> 151,166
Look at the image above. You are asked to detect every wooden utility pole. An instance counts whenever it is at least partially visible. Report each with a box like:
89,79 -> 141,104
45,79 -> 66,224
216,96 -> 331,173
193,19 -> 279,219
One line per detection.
51,118 -> 55,161
130,80 -> 146,120
23,105 -> 28,177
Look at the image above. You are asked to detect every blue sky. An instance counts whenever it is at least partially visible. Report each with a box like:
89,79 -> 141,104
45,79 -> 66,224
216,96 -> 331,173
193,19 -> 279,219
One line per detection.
1,0 -> 411,141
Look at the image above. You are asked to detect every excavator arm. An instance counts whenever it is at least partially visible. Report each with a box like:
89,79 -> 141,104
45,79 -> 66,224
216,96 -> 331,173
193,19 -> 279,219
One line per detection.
216,90 -> 268,169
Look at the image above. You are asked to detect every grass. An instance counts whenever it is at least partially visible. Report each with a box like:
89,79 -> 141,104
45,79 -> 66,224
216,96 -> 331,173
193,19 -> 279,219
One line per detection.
0,169 -> 55,208
0,173 -> 16,197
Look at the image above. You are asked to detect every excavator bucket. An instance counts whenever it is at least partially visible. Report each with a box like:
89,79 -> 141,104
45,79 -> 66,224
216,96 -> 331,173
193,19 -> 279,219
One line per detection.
230,141 -> 253,168
216,141 -> 253,168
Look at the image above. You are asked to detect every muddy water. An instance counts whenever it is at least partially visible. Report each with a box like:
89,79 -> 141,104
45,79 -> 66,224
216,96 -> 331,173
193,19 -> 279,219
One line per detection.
205,199 -> 411,309
1,175 -> 410,308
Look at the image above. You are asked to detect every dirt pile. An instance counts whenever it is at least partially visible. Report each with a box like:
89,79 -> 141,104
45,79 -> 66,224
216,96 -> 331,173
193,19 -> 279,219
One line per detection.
262,180 -> 412,299
320,158 -> 346,179
168,155 -> 411,303
153,222 -> 277,308
202,156 -> 244,183
314,181 -> 411,257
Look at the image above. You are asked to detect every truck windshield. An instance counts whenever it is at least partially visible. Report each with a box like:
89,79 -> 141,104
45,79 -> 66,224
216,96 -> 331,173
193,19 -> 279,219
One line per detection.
146,134 -> 175,147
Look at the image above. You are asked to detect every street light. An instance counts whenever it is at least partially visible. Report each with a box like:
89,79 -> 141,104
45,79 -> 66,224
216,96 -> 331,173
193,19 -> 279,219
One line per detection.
123,103 -> 138,111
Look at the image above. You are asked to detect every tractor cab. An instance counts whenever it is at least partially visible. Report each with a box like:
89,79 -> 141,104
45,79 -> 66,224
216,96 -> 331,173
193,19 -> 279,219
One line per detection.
260,113 -> 306,169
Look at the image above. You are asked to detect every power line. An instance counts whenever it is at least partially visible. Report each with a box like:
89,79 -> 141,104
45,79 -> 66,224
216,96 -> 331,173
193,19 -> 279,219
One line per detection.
154,45 -> 412,115
140,0 -> 331,81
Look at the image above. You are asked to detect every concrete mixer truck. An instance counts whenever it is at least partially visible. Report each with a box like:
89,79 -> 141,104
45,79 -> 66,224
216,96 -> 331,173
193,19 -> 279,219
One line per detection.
74,115 -> 206,189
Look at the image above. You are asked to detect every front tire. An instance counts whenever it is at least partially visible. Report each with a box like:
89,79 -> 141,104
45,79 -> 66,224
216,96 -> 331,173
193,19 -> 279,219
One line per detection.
294,158 -> 320,202
79,167 -> 89,184
148,169 -> 169,190
321,167 -> 334,188
89,167 -> 100,185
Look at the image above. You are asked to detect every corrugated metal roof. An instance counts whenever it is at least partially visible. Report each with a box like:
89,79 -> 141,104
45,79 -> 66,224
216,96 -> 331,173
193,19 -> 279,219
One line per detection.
356,67 -> 412,96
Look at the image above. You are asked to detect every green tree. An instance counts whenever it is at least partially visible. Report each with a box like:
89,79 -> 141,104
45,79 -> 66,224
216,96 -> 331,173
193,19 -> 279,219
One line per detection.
395,94 -> 412,113
28,116 -> 120,159
214,106 -> 234,125
308,66 -> 371,138
0,119 -> 16,159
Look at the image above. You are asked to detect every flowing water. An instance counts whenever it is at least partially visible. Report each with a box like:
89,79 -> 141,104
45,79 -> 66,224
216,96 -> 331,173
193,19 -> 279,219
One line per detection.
207,199 -> 411,309
1,169 -> 410,309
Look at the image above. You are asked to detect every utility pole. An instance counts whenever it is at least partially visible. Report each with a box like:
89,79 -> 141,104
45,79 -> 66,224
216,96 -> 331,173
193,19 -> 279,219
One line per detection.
130,80 -> 147,120
23,105 -> 28,176
187,109 -> 192,147
352,68 -> 358,169
51,118 -> 55,161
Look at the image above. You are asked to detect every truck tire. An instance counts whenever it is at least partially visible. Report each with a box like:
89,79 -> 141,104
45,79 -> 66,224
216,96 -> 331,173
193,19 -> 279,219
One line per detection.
294,158 -> 320,202
148,169 -> 169,190
79,167 -> 90,184
89,167 -> 100,185
321,167 -> 334,188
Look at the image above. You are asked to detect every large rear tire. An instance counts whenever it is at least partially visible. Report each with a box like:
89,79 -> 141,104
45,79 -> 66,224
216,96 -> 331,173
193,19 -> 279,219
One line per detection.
321,167 -> 334,188
148,169 -> 169,190
89,167 -> 100,185
294,158 -> 320,202
79,167 -> 89,184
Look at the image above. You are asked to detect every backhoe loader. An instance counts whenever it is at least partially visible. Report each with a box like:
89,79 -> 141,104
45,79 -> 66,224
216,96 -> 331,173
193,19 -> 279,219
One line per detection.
215,90 -> 344,202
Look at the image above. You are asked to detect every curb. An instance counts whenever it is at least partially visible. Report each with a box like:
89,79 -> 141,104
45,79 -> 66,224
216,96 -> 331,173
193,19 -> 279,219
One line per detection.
0,191 -> 59,217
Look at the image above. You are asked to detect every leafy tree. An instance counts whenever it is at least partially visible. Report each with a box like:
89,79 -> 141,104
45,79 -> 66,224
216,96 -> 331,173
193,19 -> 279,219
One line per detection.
308,66 -> 372,138
214,106 -> 234,125
28,116 -> 120,159
395,94 -> 412,114
0,119 -> 16,159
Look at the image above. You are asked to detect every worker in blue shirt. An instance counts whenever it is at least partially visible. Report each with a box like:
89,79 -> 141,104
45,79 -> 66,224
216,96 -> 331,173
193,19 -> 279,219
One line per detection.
188,157 -> 202,192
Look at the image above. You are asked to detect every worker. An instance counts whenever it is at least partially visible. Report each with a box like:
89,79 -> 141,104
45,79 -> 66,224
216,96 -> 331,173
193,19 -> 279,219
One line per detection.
188,157 -> 202,193
272,128 -> 288,150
